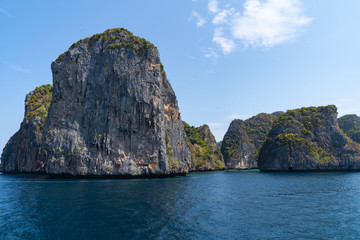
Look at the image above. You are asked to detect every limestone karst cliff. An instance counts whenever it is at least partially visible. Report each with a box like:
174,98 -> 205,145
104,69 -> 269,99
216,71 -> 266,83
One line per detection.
183,122 -> 224,171
258,105 -> 360,171
221,113 -> 276,169
1,28 -> 190,176
338,114 -> 360,144
1,85 -> 52,173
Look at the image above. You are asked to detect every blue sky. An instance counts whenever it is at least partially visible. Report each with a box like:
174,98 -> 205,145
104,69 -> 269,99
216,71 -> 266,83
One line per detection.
1,0 -> 360,154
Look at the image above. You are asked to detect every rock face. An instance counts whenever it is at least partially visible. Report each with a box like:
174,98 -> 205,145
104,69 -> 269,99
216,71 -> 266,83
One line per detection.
221,113 -> 276,169
1,85 -> 52,173
258,105 -> 360,171
183,122 -> 224,171
1,28 -> 190,176
338,114 -> 360,144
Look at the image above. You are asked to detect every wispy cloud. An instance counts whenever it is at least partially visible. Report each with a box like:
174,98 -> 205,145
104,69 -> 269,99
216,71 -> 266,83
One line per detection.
4,62 -> 32,74
213,8 -> 235,25
190,10 -> 207,28
191,0 -> 312,56
213,28 -> 235,54
231,0 -> 312,48
202,48 -> 219,59
0,8 -> 14,18
208,0 -> 219,13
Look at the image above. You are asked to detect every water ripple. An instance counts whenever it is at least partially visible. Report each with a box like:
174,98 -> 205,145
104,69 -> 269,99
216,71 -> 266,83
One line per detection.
1,172 -> 360,239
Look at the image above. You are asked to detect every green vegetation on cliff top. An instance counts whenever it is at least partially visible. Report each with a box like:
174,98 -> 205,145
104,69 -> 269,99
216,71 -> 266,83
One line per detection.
183,121 -> 224,170
338,114 -> 360,144
265,105 -> 339,164
183,122 -> 206,147
221,113 -> 276,167
56,28 -> 157,62
242,113 -> 277,149
273,105 -> 336,132
275,133 -> 335,164
25,84 -> 53,126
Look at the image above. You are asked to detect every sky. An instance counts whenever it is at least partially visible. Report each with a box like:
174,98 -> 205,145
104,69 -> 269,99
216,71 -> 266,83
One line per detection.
1,0 -> 360,154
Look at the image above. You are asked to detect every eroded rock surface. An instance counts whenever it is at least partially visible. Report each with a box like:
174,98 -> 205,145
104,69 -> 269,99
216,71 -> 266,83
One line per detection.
1,85 -> 52,173
183,122 -> 224,171
338,114 -> 360,144
258,105 -> 360,171
221,113 -> 276,169
1,28 -> 190,177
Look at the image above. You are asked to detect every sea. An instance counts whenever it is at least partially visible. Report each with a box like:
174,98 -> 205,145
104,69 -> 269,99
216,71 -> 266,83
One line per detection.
1,170 -> 360,239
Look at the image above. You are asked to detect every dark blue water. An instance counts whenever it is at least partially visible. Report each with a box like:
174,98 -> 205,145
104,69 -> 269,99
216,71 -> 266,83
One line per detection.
1,171 -> 360,239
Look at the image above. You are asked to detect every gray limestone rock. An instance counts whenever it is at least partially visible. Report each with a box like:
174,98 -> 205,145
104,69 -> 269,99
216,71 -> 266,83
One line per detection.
338,114 -> 360,144
1,85 -> 52,173
1,28 -> 190,177
221,113 -> 276,169
183,122 -> 225,171
258,105 -> 360,171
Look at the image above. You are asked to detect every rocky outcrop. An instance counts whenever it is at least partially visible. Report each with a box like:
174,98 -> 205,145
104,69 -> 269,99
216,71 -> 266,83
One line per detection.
338,114 -> 360,144
1,85 -> 52,173
183,122 -> 224,171
221,113 -> 276,169
258,105 -> 360,171
1,28 -> 190,177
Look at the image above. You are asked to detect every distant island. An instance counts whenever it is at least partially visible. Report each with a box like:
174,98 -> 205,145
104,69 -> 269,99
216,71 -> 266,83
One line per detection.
2,28 -> 360,177
258,105 -> 360,171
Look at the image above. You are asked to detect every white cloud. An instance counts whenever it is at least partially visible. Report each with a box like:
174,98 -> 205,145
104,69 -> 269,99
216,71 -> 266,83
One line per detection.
231,0 -> 312,48
191,0 -> 312,56
4,62 -> 32,74
208,0 -> 219,13
190,10 -> 207,28
213,28 -> 235,54
202,48 -> 219,59
213,8 -> 235,25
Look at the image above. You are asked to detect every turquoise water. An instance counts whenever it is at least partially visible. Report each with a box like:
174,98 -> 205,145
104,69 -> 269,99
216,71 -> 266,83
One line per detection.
1,171 -> 360,239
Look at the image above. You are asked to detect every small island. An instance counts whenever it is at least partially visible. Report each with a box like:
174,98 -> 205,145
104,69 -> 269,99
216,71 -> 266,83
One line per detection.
258,105 -> 360,171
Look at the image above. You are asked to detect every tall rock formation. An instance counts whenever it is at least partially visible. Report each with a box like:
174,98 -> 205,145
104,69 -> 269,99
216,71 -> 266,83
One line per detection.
1,28 -> 190,177
221,113 -> 276,169
1,85 -> 52,173
258,105 -> 360,171
338,114 -> 360,144
183,122 -> 224,171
